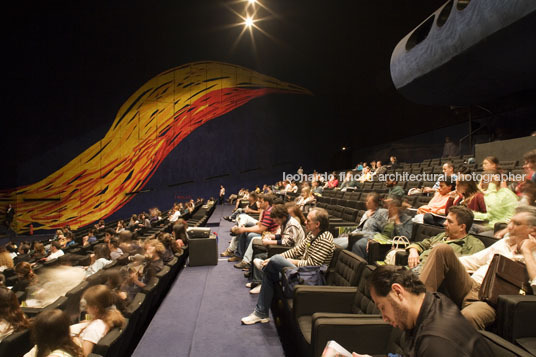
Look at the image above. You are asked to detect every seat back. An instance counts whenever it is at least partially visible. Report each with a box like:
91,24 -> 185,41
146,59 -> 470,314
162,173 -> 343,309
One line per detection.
326,250 -> 366,286
0,329 -> 32,357
411,223 -> 444,242
93,318 -> 129,357
351,265 -> 380,315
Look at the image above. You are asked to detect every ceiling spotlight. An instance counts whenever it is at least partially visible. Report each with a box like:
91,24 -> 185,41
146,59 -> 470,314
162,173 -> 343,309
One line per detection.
245,17 -> 254,27
248,0 -> 256,4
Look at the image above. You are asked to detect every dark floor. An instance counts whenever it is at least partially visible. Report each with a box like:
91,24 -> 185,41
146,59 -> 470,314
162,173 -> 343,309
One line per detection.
133,204 -> 284,357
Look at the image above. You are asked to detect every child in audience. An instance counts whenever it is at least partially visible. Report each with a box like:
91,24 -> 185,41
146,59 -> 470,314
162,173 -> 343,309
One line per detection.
13,261 -> 38,293
85,244 -> 112,277
31,242 -> 47,261
0,287 -> 31,341
24,309 -> 83,357
108,237 -> 123,260
71,285 -> 125,356
115,220 -> 125,234
0,245 -> 15,271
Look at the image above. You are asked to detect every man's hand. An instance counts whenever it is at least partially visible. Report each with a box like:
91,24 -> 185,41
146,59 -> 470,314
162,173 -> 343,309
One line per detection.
408,248 -> 420,268
520,238 -> 536,256
261,259 -> 269,268
494,228 -> 508,239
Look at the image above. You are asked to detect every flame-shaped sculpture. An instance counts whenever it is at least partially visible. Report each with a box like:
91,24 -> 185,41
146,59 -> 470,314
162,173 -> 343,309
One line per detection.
1,61 -> 310,232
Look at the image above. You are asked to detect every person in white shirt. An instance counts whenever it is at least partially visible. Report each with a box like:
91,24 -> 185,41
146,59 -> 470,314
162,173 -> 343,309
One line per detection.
71,285 -> 124,356
419,205 -> 536,329
46,242 -> 65,261
85,244 -> 112,277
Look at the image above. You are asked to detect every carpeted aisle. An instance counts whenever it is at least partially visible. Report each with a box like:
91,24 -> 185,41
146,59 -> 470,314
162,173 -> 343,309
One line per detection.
133,204 -> 284,357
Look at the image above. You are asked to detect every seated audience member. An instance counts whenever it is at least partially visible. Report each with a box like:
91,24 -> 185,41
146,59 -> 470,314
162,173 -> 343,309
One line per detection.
359,166 -> 373,183
13,261 -> 37,293
117,230 -> 141,256
407,206 -> 485,272
71,285 -> 125,356
53,229 -> 64,241
64,232 -> 76,248
445,179 -> 486,213
115,220 -> 125,234
423,162 -> 457,193
85,244 -> 112,277
102,228 -> 115,245
46,242 -> 65,261
370,161 -> 377,172
138,213 -> 151,228
223,192 -> 260,223
337,192 -> 387,250
108,237 -> 123,260
149,207 -> 162,223
373,160 -> 387,177
389,155 -> 399,170
82,229 -> 97,247
442,136 -> 459,157
0,245 -> 14,271
94,219 -> 106,232
368,266 -> 492,356
245,204 -> 306,290
323,172 -> 339,189
173,221 -> 190,249
129,240 -> 166,289
338,171 -> 358,192
353,198 -> 413,260
472,171 -> 518,232
24,309 -> 83,357
31,242 -> 47,261
232,194 -> 278,269
386,177 -> 404,199
295,187 -> 316,212
419,205 -> 536,329
157,233 -> 175,262
6,242 -> 18,259
127,214 -> 140,231
241,208 -> 335,325
286,202 -> 306,225
425,178 -> 486,226
311,180 -> 323,195
232,189 -> 249,210
103,270 -> 128,313
417,178 -> 455,215
482,155 -> 500,172
523,149 -> 536,182
0,287 -> 31,342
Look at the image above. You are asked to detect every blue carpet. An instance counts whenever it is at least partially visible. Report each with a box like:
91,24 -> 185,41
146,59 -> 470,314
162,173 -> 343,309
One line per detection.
133,204 -> 284,357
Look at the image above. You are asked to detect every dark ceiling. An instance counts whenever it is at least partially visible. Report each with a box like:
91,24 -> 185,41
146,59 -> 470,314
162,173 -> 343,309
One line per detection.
4,0 -> 496,163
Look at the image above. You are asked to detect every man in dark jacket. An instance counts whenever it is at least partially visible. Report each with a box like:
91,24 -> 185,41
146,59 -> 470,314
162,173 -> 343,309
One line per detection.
366,265 -> 492,357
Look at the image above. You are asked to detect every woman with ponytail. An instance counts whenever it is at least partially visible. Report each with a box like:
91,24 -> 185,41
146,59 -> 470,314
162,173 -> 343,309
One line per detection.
71,285 -> 125,356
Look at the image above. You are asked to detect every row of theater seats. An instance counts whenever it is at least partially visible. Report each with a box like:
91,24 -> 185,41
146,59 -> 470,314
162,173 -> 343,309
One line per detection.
0,202 -> 217,357
266,232 -> 536,357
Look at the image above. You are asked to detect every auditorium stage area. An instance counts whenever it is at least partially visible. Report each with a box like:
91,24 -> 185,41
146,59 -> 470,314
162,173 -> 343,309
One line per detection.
133,204 -> 284,357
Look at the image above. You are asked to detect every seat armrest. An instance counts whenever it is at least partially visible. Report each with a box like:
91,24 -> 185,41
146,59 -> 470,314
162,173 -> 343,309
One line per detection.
496,295 -> 536,342
293,286 -> 357,318
311,316 -> 396,357
367,240 -> 392,264
348,232 -> 365,250
479,331 -> 534,357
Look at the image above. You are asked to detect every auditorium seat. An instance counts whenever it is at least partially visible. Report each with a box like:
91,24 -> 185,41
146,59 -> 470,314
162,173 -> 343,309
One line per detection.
479,331 -> 534,357
292,265 -> 388,357
121,293 -> 147,356
93,318 -> 130,357
0,328 -> 32,357
65,280 -> 89,321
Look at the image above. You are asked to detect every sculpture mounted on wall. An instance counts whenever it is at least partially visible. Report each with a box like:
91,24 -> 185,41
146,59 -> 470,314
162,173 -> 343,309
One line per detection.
1,61 -> 310,232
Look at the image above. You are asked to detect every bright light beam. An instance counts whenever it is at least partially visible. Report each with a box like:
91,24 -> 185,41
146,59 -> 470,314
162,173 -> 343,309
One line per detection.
245,16 -> 254,27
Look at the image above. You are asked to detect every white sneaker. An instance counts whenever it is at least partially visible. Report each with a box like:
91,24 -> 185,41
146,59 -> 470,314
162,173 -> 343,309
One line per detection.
249,284 -> 262,294
241,312 -> 270,325
253,258 -> 264,271
245,282 -> 253,288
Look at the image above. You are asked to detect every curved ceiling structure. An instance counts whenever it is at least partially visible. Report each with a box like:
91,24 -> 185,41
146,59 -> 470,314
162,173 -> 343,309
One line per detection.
391,0 -> 536,105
